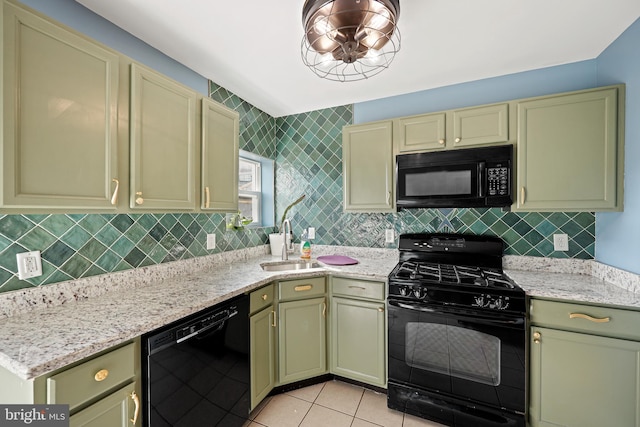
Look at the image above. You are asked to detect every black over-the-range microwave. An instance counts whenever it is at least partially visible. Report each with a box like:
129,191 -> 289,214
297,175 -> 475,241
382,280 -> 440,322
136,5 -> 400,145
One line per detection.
395,145 -> 513,209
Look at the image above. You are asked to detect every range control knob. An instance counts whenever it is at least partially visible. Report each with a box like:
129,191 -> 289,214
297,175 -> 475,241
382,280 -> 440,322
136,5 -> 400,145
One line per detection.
399,286 -> 409,297
413,288 -> 423,299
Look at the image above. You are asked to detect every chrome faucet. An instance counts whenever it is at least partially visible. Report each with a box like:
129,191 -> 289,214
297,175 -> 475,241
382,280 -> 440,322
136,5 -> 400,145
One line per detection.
281,218 -> 292,260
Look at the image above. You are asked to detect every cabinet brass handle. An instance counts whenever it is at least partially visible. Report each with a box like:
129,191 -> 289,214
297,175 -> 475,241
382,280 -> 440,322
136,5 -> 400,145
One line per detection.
204,186 -> 211,209
271,310 -> 276,328
110,179 -> 120,205
455,137 -> 461,143
349,286 -> 366,290
438,139 -> 445,145
533,331 -> 541,344
520,187 -> 526,205
569,312 -> 611,323
262,294 -> 268,301
322,301 -> 326,318
294,284 -> 312,292
135,191 -> 144,205
130,391 -> 140,425
386,191 -> 391,205
94,369 -> 109,382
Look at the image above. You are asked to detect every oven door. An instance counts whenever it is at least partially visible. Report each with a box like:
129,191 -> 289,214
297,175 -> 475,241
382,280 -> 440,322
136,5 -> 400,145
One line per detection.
387,298 -> 526,414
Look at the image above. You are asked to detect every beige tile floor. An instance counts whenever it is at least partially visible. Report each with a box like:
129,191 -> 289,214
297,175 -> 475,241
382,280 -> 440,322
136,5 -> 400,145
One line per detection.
246,380 -> 446,427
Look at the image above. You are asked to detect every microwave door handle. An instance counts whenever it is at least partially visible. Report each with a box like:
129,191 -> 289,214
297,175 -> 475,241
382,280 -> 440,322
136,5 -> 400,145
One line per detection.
478,162 -> 486,197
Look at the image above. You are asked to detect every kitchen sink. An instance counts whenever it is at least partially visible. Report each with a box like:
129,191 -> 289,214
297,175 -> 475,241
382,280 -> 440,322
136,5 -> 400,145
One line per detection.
260,260 -> 321,271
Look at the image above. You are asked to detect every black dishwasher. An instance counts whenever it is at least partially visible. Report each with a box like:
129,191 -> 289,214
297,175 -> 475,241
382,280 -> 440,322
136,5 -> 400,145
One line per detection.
142,294 -> 249,427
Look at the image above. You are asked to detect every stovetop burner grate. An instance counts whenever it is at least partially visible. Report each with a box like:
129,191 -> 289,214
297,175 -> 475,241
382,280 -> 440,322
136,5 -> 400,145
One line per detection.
394,261 -> 516,289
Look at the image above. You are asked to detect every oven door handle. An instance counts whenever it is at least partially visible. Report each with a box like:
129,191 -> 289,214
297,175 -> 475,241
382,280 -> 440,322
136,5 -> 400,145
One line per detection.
388,300 -> 525,327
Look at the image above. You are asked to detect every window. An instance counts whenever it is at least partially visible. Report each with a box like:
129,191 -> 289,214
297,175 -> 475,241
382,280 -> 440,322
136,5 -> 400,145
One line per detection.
238,150 -> 274,227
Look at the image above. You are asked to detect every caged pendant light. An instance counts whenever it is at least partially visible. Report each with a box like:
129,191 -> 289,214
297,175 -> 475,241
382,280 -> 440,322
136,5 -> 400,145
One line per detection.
301,0 -> 401,82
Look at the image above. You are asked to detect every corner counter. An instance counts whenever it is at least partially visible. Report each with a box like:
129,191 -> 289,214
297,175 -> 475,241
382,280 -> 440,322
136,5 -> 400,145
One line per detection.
1,246 -> 639,381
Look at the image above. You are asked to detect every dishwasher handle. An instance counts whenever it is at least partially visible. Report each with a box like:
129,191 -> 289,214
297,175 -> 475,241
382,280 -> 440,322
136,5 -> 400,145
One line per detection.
176,309 -> 238,344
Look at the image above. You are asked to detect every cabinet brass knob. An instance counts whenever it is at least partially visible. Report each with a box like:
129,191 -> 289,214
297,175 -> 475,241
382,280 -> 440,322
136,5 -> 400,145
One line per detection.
438,139 -> 445,145
130,391 -> 140,425
262,294 -> 268,301
533,331 -> 541,344
455,137 -> 461,143
135,191 -> 144,205
378,307 -> 385,312
94,369 -> 109,382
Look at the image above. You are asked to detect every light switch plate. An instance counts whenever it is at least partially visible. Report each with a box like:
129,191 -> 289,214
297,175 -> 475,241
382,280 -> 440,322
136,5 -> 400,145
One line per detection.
206,234 -> 216,250
16,251 -> 43,280
553,234 -> 569,251
385,229 -> 395,244
307,227 -> 316,240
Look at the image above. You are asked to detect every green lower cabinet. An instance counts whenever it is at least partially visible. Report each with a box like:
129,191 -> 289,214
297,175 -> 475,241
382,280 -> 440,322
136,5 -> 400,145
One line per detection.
278,296 -> 327,385
69,382 -> 139,427
249,304 -> 276,410
529,326 -> 640,427
330,297 -> 386,387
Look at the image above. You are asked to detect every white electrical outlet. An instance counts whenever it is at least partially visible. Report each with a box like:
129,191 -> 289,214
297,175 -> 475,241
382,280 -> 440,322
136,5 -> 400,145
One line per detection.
307,227 -> 316,240
553,234 -> 569,251
206,233 -> 216,250
16,251 -> 43,280
385,229 -> 395,244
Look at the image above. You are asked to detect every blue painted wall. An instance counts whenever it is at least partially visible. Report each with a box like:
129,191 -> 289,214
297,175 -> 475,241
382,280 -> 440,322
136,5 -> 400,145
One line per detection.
595,18 -> 640,274
354,61 -> 599,123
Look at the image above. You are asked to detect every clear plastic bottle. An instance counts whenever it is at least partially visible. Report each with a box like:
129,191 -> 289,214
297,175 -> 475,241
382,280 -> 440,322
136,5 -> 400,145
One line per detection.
300,229 -> 312,260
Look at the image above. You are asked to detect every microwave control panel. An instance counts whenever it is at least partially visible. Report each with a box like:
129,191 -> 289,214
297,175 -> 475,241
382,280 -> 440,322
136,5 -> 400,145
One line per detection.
486,163 -> 510,196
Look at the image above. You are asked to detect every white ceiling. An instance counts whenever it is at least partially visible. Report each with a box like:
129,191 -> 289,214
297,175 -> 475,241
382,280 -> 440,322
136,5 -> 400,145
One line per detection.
75,0 -> 640,118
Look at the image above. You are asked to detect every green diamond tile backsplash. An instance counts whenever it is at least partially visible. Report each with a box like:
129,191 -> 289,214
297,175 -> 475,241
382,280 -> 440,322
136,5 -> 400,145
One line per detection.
274,105 -> 595,259
0,84 -> 595,294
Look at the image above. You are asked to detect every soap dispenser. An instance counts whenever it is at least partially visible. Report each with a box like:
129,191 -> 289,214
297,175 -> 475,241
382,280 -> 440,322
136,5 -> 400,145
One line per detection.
300,229 -> 311,260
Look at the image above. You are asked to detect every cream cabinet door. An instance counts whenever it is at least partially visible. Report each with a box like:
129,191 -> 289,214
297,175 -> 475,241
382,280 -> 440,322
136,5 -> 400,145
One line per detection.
452,103 -> 509,148
343,121 -> 394,212
515,87 -> 621,211
129,63 -> 196,210
396,112 -> 446,152
2,1 -> 119,209
201,98 -> 239,211
529,327 -> 640,427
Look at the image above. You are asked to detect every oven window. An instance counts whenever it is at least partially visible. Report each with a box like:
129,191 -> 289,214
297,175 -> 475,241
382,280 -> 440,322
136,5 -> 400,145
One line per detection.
405,170 -> 471,197
405,322 -> 500,386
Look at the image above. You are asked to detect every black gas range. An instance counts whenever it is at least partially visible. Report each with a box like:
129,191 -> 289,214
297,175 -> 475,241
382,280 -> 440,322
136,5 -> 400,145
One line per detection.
387,233 -> 527,427
388,233 -> 526,314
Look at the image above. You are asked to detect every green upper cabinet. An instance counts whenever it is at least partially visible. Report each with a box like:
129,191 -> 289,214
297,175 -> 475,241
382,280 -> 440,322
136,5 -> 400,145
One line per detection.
129,63 -> 197,210
1,0 -> 120,210
515,86 -> 623,212
395,104 -> 509,153
396,112 -> 446,152
452,103 -> 509,148
343,121 -> 394,212
201,98 -> 239,211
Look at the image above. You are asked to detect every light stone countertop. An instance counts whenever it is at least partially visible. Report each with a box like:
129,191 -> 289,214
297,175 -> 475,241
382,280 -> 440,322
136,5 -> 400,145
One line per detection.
1,245 -> 639,381
0,245 -> 397,380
